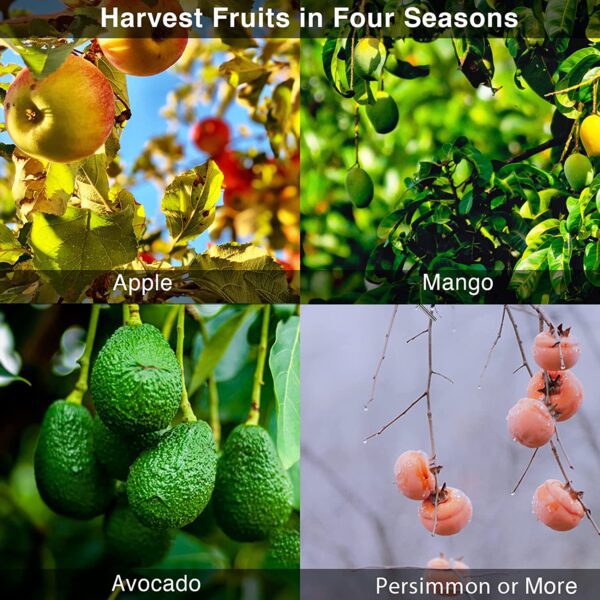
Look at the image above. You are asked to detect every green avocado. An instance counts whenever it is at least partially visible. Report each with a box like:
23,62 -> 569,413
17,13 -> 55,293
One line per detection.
264,526 -> 300,569
34,401 -> 114,519
105,494 -> 173,567
214,425 -> 293,542
91,324 -> 182,435
93,417 -> 164,481
127,421 -> 217,529
346,167 -> 374,208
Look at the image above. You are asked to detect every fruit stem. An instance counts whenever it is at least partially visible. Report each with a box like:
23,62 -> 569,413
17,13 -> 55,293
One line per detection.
191,309 -> 222,448
162,305 -> 179,342
247,305 -> 271,426
125,304 -> 142,327
65,305 -> 101,406
177,306 -> 197,423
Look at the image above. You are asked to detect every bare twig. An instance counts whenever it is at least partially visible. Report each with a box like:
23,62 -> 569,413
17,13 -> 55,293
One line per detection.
479,306 -> 507,385
365,305 -> 398,409
511,449 -> 539,494
363,393 -> 427,442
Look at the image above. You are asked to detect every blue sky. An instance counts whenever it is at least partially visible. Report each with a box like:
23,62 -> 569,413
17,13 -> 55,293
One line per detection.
4,0 -> 270,252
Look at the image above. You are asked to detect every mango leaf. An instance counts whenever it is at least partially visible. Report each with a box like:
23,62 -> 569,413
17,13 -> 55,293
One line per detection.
29,206 -> 137,300
0,223 -> 26,264
322,36 -> 353,98
510,248 -> 548,299
162,161 -> 224,249
547,237 -> 571,295
188,306 -> 258,396
269,316 -> 300,470
584,241 -> 600,285
188,243 -> 294,303
544,0 -> 577,41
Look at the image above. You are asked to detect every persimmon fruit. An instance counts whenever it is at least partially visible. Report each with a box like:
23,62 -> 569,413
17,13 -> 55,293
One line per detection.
394,450 -> 436,500
506,398 -> 555,448
418,487 -> 473,536
532,479 -> 584,532
527,370 -> 583,422
532,329 -> 580,371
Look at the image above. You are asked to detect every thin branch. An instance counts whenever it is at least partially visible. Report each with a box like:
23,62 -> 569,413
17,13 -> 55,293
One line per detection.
365,305 -> 398,409
432,371 -> 454,384
511,449 -> 539,495
363,393 -> 426,442
529,305 -> 554,329
406,328 -> 428,344
479,306 -> 506,385
505,305 -> 533,377
504,138 -> 562,165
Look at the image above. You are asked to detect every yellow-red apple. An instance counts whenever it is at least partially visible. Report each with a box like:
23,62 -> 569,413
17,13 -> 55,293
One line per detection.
4,55 -> 115,164
97,0 -> 188,77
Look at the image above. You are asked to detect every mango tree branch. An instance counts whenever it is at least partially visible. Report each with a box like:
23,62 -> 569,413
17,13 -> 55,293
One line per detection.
247,305 -> 271,426
176,306 -> 196,423
66,305 -> 101,405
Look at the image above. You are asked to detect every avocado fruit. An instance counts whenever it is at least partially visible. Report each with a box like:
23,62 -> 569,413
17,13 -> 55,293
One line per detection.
93,417 -> 164,481
91,324 -> 182,435
127,421 -> 217,529
34,401 -> 114,519
264,526 -> 300,569
105,493 -> 173,567
214,425 -> 293,542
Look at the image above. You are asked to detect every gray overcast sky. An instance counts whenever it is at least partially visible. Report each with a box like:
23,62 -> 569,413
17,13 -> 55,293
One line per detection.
301,305 -> 600,569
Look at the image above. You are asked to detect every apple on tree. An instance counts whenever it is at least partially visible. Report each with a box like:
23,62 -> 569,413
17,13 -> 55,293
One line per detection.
4,55 -> 115,164
97,0 -> 188,77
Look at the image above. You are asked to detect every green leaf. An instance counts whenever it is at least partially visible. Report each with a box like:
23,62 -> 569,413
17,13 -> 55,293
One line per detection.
163,161 -> 224,248
29,206 -> 137,300
155,532 -> 228,570
544,0 -> 577,41
188,244 -> 294,303
0,361 -> 30,386
188,307 -> 258,396
584,241 -> 600,285
269,316 -> 300,470
547,238 -> 571,295
525,219 -> 561,246
0,38 -> 77,79
511,249 -> 548,299
0,223 -> 26,264
76,154 -> 110,208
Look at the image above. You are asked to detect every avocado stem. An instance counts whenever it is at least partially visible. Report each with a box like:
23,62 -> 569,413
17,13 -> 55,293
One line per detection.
162,305 -> 179,342
177,306 -> 197,423
247,305 -> 271,426
66,305 -> 101,405
124,304 -> 142,326
190,307 -> 221,448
